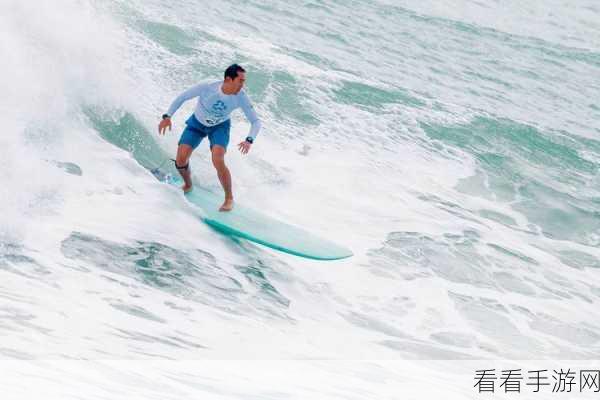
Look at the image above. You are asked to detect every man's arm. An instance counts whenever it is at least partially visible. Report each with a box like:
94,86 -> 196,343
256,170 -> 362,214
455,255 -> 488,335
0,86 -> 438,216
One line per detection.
159,83 -> 206,135
239,91 -> 262,141
165,83 -> 206,118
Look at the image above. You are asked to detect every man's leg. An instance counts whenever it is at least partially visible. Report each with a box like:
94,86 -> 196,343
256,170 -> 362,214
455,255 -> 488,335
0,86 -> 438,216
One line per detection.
211,145 -> 234,211
176,144 -> 194,192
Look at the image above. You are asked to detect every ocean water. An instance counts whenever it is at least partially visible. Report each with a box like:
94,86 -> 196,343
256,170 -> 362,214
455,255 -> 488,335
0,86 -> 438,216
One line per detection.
2,0 -> 600,397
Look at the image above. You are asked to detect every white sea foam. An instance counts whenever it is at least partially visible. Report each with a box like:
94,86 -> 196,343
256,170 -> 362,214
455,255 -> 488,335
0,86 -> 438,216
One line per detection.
2,1 -> 600,396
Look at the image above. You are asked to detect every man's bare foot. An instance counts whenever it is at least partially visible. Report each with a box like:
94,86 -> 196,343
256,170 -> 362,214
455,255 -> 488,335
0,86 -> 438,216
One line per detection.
182,184 -> 193,193
219,198 -> 234,212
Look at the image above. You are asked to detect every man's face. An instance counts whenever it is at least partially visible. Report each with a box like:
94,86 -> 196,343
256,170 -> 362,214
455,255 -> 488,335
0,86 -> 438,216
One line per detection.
231,72 -> 246,93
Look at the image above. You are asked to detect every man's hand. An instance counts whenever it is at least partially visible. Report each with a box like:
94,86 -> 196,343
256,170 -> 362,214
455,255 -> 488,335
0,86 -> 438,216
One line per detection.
158,117 -> 172,135
238,140 -> 252,155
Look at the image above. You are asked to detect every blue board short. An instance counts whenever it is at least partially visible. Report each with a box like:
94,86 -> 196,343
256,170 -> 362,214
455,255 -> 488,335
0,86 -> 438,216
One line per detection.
178,114 -> 230,150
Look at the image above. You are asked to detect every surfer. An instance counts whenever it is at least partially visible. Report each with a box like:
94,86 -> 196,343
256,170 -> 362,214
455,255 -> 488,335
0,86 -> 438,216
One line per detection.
158,64 -> 261,212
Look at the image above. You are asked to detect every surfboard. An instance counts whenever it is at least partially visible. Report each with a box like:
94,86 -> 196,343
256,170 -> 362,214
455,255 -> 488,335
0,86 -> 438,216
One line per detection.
151,168 -> 353,260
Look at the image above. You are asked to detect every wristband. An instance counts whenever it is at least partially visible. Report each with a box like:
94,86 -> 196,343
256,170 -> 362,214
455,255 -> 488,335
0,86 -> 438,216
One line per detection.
162,114 -> 170,120
245,136 -> 254,144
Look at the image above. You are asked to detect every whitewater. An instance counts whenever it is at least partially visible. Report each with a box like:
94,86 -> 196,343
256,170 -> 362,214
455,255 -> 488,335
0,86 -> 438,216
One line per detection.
1,0 -> 599,398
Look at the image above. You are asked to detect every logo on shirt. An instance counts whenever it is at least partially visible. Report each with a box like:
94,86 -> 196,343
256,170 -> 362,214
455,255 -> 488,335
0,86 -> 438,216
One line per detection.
205,100 -> 227,125
212,100 -> 227,115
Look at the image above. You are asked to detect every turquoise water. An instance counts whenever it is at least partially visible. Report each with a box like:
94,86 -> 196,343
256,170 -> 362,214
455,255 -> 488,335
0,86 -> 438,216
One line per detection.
2,0 -> 600,373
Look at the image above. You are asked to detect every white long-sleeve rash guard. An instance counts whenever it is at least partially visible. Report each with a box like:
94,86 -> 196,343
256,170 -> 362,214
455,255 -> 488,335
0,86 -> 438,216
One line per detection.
166,80 -> 262,140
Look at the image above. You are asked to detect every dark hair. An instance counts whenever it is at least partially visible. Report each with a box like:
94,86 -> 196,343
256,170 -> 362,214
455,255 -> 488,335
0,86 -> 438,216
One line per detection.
224,64 -> 245,80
